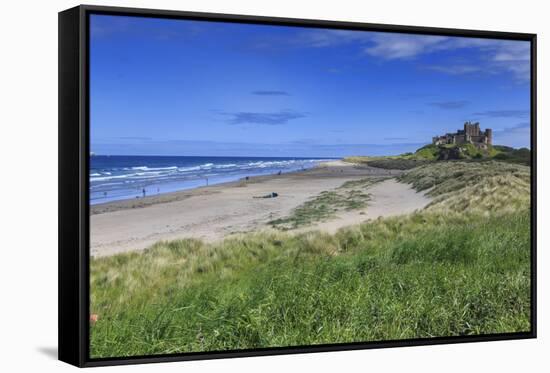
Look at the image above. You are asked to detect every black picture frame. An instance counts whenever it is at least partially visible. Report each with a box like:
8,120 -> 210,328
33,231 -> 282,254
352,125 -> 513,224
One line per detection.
59,4 -> 537,367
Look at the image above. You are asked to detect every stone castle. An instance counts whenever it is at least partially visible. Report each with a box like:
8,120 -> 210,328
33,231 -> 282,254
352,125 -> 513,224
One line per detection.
432,121 -> 493,148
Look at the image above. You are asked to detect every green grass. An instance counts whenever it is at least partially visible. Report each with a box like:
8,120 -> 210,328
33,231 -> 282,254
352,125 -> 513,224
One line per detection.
90,211 -> 530,357
434,143 -> 500,160
414,144 -> 439,160
268,177 -> 385,230
343,156 -> 432,170
399,161 -> 530,213
343,144 -> 439,170
493,147 -> 531,165
344,144 -> 530,169
366,158 -> 432,170
90,161 -> 531,358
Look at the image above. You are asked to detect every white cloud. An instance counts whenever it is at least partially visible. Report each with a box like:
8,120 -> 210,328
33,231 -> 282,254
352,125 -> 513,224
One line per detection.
363,34 -> 449,59
292,29 -> 371,48
452,39 -> 531,82
295,29 -> 531,82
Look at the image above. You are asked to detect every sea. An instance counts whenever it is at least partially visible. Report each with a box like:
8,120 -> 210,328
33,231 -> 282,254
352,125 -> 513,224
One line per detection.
90,155 -> 334,204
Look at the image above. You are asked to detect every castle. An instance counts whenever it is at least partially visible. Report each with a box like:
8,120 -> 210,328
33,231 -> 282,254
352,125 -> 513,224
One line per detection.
432,121 -> 492,148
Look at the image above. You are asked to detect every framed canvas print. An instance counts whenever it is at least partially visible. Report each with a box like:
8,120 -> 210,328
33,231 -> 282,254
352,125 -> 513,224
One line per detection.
58,5 -> 537,367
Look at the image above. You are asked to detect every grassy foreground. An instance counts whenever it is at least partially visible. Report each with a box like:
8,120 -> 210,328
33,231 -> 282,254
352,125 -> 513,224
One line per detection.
90,161 -> 531,358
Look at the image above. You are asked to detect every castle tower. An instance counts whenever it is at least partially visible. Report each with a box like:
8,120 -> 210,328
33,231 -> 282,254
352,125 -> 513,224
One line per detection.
464,121 -> 478,136
434,123 -> 491,147
485,128 -> 493,145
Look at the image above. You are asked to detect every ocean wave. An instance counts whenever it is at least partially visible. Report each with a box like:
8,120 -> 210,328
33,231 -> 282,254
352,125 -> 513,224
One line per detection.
246,160 -> 298,168
177,162 -> 219,172
89,158 -> 334,203
214,163 -> 238,169
178,165 -> 201,172
91,173 -> 139,182
131,166 -> 178,171
91,159 -> 329,183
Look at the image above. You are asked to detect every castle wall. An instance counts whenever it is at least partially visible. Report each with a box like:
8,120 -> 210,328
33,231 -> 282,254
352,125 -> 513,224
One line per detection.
454,135 -> 466,145
433,122 -> 492,147
470,135 -> 487,144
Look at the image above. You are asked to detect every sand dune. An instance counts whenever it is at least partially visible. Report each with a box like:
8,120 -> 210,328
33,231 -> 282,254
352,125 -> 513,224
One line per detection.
296,178 -> 431,235
90,161 -> 431,257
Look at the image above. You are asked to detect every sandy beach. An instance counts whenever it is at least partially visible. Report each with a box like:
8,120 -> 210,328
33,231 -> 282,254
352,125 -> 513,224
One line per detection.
90,161 -> 431,257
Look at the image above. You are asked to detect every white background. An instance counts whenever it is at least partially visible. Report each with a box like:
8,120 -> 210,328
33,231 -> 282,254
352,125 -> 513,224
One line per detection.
0,0 -> 547,371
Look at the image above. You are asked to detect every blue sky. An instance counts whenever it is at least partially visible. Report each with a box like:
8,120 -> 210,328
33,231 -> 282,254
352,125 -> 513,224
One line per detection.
90,15 -> 531,157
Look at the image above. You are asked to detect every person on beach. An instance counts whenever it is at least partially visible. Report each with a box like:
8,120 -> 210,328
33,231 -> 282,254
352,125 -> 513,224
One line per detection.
142,188 -> 146,197
253,192 -> 278,199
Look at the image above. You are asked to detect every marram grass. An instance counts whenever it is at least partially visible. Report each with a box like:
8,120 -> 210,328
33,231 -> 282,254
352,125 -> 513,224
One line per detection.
90,161 -> 531,358
268,177 -> 385,230
399,160 -> 530,213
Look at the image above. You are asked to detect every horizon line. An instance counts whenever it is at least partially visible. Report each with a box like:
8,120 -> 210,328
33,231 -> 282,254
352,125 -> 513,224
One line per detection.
90,154 -> 343,158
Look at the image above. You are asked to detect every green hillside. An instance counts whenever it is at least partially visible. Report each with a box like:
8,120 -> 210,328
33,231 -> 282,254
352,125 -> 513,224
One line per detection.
344,143 -> 530,169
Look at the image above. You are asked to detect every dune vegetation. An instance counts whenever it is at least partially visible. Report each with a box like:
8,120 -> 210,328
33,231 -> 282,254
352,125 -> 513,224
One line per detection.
269,177 -> 386,230
400,160 -> 530,213
90,159 -> 531,358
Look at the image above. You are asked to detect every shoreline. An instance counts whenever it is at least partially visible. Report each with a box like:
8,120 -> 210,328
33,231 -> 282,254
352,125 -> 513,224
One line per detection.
90,157 -> 335,206
91,160 -> 346,215
90,161 -> 429,257
90,159 -> 336,215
